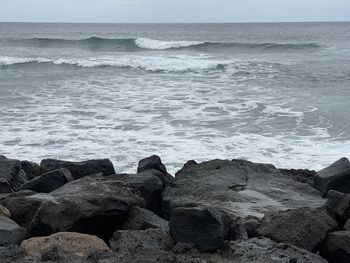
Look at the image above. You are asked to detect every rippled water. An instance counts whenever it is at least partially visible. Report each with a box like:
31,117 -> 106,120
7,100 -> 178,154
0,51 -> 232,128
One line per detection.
0,22 -> 349,173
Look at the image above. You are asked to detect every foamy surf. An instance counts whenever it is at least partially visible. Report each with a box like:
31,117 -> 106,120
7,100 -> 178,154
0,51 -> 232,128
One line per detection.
134,38 -> 205,50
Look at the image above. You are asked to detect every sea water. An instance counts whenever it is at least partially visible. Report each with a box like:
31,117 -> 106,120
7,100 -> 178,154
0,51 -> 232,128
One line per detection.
0,22 -> 349,173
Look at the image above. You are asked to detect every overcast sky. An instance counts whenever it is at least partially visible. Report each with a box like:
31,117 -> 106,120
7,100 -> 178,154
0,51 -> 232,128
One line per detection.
1,0 -> 350,23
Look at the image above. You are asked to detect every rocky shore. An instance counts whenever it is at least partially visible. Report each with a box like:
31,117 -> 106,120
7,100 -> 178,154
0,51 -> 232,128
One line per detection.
1,154 -> 350,263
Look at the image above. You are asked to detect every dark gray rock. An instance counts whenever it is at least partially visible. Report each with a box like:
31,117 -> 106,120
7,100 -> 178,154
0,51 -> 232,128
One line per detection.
30,174 -> 145,240
0,156 -> 27,192
20,161 -> 40,181
40,158 -> 115,179
169,207 -> 228,252
278,168 -> 316,186
113,170 -> 164,214
242,216 -> 261,238
324,190 -> 350,226
0,177 -> 12,194
20,168 -> 74,193
257,207 -> 337,252
227,217 -> 248,241
314,157 -> 350,197
0,215 -> 27,246
122,206 -> 168,231
162,159 -> 325,220
320,231 -> 350,263
109,229 -> 174,263
344,219 -> 350,230
221,237 -> 328,263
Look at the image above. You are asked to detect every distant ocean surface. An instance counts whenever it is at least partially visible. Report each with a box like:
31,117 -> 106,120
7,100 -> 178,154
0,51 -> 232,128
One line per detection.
0,22 -> 349,173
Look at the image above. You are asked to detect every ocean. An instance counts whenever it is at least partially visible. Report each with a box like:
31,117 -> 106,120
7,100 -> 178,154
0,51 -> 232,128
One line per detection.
0,22 -> 349,173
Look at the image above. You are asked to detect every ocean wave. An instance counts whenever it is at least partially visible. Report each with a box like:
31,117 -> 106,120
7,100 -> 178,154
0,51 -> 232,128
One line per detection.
2,37 -> 321,52
0,55 -> 241,72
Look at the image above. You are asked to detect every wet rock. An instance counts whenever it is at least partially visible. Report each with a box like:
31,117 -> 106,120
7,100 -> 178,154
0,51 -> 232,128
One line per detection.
30,174 -> 145,240
20,161 -> 40,181
169,207 -> 228,252
122,206 -> 169,231
324,190 -> 350,226
320,231 -> 350,263
314,157 -> 350,197
0,215 -> 27,246
137,155 -> 173,186
221,237 -> 327,263
0,156 -> 27,191
162,159 -> 325,220
109,228 -> 174,263
0,204 -> 11,218
21,232 -> 109,260
257,207 -> 337,252
40,158 -> 115,179
278,168 -> 316,186
113,170 -> 164,214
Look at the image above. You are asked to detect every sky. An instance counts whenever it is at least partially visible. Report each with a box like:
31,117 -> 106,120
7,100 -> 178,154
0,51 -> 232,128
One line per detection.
0,0 -> 350,23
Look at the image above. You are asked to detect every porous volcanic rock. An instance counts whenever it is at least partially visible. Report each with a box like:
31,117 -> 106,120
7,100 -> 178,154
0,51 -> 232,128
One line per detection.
40,158 -> 115,179
314,157 -> 350,197
257,207 -> 337,252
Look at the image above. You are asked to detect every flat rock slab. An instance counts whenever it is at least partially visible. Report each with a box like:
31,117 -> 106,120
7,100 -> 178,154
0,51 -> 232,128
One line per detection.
162,159 -> 325,220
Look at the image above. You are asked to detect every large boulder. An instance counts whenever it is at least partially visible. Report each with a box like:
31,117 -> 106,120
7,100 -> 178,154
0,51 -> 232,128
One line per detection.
162,159 -> 325,220
30,174 -> 145,240
324,190 -> 350,226
122,206 -> 169,231
221,237 -> 328,263
21,232 -> 109,261
113,170 -> 165,214
40,158 -> 115,179
0,155 -> 27,192
320,231 -> 350,263
169,207 -> 228,252
0,178 -> 12,194
109,228 -> 174,263
20,161 -> 40,181
314,157 -> 350,197
257,207 -> 337,252
20,168 -> 74,193
0,215 -> 27,245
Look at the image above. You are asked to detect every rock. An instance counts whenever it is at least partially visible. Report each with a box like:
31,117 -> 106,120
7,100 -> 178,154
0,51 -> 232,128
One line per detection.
257,207 -> 337,252
324,190 -> 350,226
21,232 -> 109,260
242,216 -> 261,238
109,228 -> 174,263
0,204 -> 11,218
0,215 -> 27,245
20,168 -> 74,193
20,161 -> 40,181
221,237 -> 327,263
40,158 -> 115,179
30,174 -> 145,240
278,168 -> 316,186
0,246 -> 27,263
314,157 -> 350,197
169,207 -> 228,252
162,159 -> 325,220
113,170 -> 164,214
227,217 -> 248,241
345,219 -> 350,230
320,231 -> 350,263
122,206 -> 169,231
0,155 -> 27,191
0,177 -> 12,194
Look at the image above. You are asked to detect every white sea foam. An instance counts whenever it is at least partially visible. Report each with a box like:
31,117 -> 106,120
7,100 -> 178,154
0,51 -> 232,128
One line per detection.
134,38 -> 205,50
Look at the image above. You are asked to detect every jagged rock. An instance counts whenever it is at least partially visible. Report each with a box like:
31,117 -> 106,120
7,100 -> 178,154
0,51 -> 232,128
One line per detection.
0,204 -> 11,218
113,170 -> 164,213
0,246 -> 27,263
0,215 -> 27,245
21,232 -> 109,260
257,207 -> 337,252
20,168 -> 74,193
320,231 -> 350,263
278,168 -> 316,186
122,206 -> 169,231
242,216 -> 261,238
0,177 -> 12,194
169,207 -> 228,252
137,155 -> 174,186
221,237 -> 328,263
227,217 -> 248,241
40,158 -> 115,179
162,159 -> 325,220
30,174 -> 145,240
324,190 -> 350,226
314,157 -> 350,197
20,161 -> 40,181
109,228 -> 174,263
0,156 -> 27,192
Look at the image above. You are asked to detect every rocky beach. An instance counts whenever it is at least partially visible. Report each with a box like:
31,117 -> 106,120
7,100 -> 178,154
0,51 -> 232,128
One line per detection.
1,154 -> 350,263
